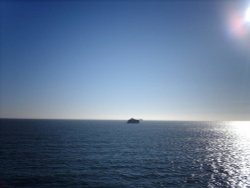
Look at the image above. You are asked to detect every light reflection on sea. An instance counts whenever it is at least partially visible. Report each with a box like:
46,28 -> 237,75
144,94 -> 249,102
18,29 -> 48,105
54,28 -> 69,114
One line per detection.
207,121 -> 250,187
0,120 -> 250,187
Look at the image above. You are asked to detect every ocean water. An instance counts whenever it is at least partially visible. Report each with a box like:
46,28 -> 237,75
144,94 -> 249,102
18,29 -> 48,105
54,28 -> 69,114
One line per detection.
0,120 -> 250,188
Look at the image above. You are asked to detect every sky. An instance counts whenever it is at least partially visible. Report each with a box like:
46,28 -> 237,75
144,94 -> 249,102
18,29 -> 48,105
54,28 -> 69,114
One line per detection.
0,0 -> 250,121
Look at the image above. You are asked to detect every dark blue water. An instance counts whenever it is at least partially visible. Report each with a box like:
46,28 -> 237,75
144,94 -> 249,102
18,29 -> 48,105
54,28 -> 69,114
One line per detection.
1,119 -> 250,187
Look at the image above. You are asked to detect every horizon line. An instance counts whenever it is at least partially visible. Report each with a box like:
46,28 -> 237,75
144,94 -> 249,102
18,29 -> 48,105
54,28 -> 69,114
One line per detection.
0,117 -> 249,122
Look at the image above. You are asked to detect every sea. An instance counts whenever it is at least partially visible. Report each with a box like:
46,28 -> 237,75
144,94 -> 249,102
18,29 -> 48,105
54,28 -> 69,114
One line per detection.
0,119 -> 250,188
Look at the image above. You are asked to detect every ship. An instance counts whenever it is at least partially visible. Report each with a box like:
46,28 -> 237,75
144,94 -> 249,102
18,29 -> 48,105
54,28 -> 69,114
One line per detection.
127,118 -> 140,124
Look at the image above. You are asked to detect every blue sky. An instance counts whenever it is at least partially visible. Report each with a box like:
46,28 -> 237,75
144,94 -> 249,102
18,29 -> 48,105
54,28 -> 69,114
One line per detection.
1,0 -> 250,120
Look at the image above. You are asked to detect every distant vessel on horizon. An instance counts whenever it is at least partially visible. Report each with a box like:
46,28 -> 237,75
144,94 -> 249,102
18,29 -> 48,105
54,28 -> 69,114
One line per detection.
127,118 -> 140,124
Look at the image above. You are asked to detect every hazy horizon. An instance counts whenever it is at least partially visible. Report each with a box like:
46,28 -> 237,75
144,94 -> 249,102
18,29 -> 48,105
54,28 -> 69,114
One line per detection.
1,117 -> 250,122
1,0 -> 250,121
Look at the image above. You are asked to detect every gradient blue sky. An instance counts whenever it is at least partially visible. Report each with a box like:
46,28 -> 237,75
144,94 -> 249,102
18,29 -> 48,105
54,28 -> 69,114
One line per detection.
1,0 -> 250,120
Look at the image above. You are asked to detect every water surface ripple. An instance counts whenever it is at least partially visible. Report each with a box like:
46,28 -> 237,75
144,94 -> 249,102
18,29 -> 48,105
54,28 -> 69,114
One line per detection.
0,120 -> 250,187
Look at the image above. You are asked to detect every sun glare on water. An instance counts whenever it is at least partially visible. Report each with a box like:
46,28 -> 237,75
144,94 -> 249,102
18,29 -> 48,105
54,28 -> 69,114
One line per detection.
228,121 -> 250,139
